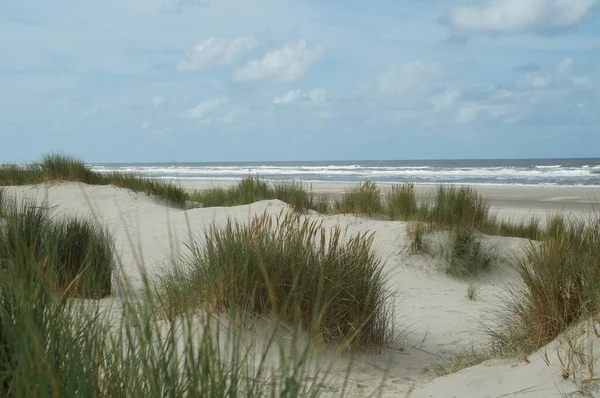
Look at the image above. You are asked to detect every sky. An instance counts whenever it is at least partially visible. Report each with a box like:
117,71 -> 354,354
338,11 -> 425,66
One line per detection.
1,0 -> 600,163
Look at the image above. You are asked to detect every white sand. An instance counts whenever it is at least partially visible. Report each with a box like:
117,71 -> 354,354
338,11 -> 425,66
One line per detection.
3,182 -> 600,397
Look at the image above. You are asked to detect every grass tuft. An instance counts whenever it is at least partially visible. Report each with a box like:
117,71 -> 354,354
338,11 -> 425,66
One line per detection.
386,183 -> 418,220
334,181 -> 382,216
445,227 -> 496,278
428,185 -> 490,229
491,216 -> 600,355
0,197 -> 114,298
405,222 -> 429,255
433,346 -> 495,377
155,211 -> 395,348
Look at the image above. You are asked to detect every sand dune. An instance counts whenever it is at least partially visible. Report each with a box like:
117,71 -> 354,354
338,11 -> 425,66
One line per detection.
4,182 -> 599,397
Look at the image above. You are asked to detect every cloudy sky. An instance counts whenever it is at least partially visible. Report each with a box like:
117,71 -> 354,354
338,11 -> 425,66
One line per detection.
1,0 -> 599,162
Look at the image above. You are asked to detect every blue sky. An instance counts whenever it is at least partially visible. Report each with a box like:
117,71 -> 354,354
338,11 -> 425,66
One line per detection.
1,0 -> 599,162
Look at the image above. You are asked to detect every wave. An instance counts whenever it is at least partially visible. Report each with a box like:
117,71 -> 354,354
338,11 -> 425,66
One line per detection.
88,162 -> 600,186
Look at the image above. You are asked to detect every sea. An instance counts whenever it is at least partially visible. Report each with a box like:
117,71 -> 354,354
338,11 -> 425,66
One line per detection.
89,158 -> 600,187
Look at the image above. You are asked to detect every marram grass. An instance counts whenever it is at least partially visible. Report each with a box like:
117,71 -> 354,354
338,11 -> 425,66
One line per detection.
490,214 -> 600,355
0,195 -> 114,298
0,153 -> 188,208
154,211 -> 395,349
0,197 -> 385,398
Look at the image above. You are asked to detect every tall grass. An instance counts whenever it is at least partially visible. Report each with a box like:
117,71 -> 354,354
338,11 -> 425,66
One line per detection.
190,177 -> 326,213
428,185 -> 490,229
155,212 -> 394,348
445,227 -> 496,278
0,255 -> 339,397
386,183 -> 418,221
0,196 -> 114,298
491,215 -> 600,355
1,198 -> 385,397
0,153 -> 188,208
334,181 -> 382,216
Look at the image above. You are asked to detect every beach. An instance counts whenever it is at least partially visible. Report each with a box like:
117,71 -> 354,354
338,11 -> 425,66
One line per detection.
3,177 -> 600,397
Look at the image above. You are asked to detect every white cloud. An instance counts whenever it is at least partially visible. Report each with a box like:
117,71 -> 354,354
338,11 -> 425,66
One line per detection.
233,40 -> 325,83
431,90 -> 461,110
151,96 -> 165,108
557,57 -> 574,74
186,98 -> 228,121
273,89 -> 302,105
308,88 -> 327,102
178,36 -> 258,71
272,88 -> 328,105
443,0 -> 598,35
374,61 -> 447,97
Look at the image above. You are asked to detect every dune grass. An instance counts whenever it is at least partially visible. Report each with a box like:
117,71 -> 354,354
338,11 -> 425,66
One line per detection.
445,227 -> 496,278
0,251 -> 339,397
189,178 -> 331,214
491,214 -> 600,355
1,196 -> 379,397
405,222 -> 429,255
154,211 -> 394,348
0,195 -> 114,298
0,153 -> 189,208
386,183 -> 419,221
433,346 -> 495,377
333,181 -> 383,216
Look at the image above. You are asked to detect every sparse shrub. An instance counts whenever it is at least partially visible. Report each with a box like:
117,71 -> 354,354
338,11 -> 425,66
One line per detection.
491,218 -> 600,355
406,222 -> 428,254
445,227 -> 495,278
157,212 -> 394,348
386,183 -> 418,220
334,181 -> 382,216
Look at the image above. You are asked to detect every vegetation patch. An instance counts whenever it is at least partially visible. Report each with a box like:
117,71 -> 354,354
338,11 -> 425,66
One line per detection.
154,211 -> 395,348
445,227 -> 496,278
333,181 -> 383,216
0,197 -> 114,298
491,216 -> 600,355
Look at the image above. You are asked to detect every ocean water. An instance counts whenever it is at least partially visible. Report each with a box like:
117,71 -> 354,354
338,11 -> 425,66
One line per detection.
89,158 -> 600,187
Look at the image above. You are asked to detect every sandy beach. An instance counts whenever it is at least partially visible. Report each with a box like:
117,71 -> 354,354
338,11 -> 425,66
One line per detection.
3,180 -> 599,397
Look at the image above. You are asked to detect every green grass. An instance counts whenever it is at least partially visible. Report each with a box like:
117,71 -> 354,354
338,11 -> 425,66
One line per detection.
1,197 -> 378,397
154,211 -> 395,348
0,196 -> 114,298
427,185 -> 490,230
386,183 -> 418,221
445,227 -> 496,278
0,153 -> 188,208
190,177 -> 326,213
405,222 -> 429,255
490,215 -> 600,355
433,346 -> 495,377
0,253 -> 340,397
333,181 -> 383,216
